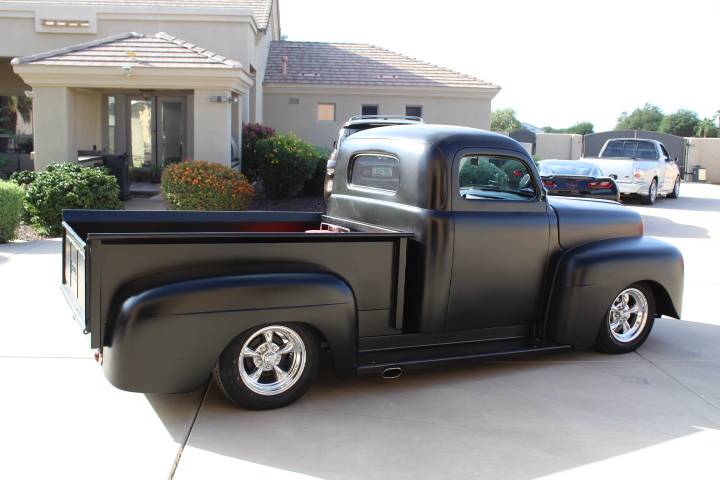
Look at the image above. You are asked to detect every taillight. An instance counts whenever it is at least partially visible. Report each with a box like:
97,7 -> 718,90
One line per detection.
588,181 -> 614,189
543,180 -> 557,188
633,168 -> 644,180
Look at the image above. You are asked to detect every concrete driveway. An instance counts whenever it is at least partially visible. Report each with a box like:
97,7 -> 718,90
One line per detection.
1,183 -> 719,479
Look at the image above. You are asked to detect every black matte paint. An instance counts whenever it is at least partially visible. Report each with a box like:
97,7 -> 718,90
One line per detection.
61,125 -> 684,395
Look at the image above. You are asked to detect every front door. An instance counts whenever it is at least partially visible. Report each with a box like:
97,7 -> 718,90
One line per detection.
446,151 -> 551,337
128,96 -> 186,170
157,97 -> 185,167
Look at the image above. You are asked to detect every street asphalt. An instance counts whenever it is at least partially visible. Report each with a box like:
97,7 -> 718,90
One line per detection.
1,183 -> 718,479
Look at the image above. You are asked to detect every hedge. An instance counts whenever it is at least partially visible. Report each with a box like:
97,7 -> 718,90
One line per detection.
255,133 -> 324,199
0,181 -> 24,242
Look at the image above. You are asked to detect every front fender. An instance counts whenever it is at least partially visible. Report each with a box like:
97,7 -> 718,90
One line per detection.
102,273 -> 357,393
546,236 -> 683,348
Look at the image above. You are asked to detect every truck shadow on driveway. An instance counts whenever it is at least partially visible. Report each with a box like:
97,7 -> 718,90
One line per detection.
640,214 -> 711,238
146,318 -> 720,479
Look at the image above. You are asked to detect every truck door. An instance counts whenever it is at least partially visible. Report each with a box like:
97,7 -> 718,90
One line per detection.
447,151 -> 551,336
659,143 -> 676,192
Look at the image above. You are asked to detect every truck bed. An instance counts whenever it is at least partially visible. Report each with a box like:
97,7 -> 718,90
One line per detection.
62,210 -> 411,349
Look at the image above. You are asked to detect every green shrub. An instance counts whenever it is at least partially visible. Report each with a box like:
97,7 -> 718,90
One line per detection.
459,161 -> 508,188
256,133 -> 323,199
0,181 -> 24,242
162,160 -> 255,211
9,170 -> 37,188
25,163 -> 122,236
241,123 -> 276,182
499,159 -> 528,188
303,145 -> 331,197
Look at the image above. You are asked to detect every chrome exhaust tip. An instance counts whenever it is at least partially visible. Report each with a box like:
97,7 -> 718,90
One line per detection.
381,367 -> 402,379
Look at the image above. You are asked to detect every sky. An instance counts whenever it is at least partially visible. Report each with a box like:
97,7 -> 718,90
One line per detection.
280,0 -> 720,131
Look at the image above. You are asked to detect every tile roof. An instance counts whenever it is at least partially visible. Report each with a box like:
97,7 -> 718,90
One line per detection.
265,41 -> 498,89
0,0 -> 274,29
12,32 -> 241,69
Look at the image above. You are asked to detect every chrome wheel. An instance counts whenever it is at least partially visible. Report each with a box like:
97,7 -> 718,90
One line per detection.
239,325 -> 306,396
608,288 -> 649,343
649,180 -> 657,203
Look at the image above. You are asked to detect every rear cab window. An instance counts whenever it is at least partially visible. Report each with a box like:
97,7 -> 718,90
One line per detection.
349,154 -> 400,193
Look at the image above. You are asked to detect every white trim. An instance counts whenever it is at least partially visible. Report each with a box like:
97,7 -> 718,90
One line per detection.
13,65 -> 253,92
264,83 -> 501,100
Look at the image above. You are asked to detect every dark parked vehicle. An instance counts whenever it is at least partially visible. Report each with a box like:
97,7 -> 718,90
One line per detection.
323,115 -> 423,200
538,160 -> 619,201
62,125 -> 683,410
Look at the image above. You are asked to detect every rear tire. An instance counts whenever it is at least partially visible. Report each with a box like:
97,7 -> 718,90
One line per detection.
641,179 -> 658,205
214,323 -> 320,410
595,283 -> 655,354
667,176 -> 680,199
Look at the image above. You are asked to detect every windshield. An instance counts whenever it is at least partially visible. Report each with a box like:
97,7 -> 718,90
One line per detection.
601,140 -> 658,160
538,161 -> 598,177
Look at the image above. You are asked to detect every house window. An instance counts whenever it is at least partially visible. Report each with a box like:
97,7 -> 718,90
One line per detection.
406,105 -> 423,118
361,105 -> 378,116
107,96 -> 116,154
317,103 -> 336,121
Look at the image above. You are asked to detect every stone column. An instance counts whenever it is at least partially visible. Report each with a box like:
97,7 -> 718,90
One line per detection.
32,86 -> 76,170
193,89 -> 232,166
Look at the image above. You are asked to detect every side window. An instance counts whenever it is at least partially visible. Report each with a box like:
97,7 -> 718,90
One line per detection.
458,155 -> 536,201
350,154 -> 400,192
660,144 -> 670,160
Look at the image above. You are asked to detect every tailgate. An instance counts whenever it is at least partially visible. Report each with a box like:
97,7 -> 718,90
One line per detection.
592,158 -> 635,183
61,222 -> 89,332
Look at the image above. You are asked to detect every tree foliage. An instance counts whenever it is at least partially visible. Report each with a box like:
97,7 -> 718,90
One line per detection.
615,103 -> 664,131
542,122 -> 594,135
659,109 -> 700,137
490,109 -> 522,133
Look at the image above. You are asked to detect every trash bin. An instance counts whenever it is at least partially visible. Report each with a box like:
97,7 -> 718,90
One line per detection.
693,165 -> 707,183
103,154 -> 131,200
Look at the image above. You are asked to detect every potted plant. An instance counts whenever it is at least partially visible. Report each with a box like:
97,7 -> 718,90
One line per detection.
151,165 -> 162,183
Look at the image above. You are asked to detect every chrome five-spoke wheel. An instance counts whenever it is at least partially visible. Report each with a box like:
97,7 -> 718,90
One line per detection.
214,323 -> 320,410
239,326 -> 306,395
608,288 -> 648,343
596,283 -> 656,354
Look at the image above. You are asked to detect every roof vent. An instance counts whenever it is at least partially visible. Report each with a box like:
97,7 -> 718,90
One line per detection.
377,74 -> 399,79
301,73 -> 320,78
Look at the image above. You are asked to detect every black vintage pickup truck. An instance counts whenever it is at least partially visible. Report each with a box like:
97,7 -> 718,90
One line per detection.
62,125 -> 683,409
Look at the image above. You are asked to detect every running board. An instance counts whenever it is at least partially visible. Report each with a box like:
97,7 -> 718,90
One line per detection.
356,338 -> 572,375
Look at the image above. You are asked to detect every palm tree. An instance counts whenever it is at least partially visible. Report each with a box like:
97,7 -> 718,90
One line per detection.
695,117 -> 719,138
0,95 -> 32,135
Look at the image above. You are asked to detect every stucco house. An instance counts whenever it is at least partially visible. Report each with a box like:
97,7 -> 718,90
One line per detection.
0,0 -> 499,173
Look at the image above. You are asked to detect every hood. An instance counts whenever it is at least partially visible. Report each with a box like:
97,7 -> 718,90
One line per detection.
548,196 -> 643,250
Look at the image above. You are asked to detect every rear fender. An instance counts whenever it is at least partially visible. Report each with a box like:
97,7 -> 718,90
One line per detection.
546,236 -> 683,348
102,273 -> 357,393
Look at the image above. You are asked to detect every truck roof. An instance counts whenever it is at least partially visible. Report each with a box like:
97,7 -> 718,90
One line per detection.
347,124 -> 529,157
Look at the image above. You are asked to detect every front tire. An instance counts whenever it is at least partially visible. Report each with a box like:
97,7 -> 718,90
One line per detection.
214,323 -> 320,410
667,176 -> 680,199
595,284 -> 655,354
641,178 -> 658,205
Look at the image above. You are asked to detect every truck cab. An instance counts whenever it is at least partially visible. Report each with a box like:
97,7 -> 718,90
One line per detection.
62,125 -> 684,410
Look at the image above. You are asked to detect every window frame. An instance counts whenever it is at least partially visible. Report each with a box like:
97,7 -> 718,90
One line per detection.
451,149 -> 546,213
361,104 -> 379,116
317,103 -> 336,122
405,105 -> 423,118
347,152 -> 401,196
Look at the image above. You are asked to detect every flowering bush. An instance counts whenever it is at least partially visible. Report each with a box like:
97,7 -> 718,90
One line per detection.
162,160 -> 254,211
255,133 -> 324,199
241,123 -> 276,182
